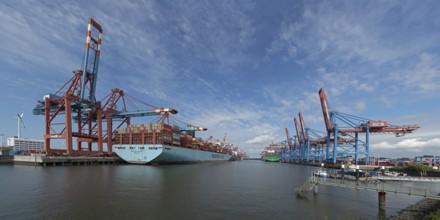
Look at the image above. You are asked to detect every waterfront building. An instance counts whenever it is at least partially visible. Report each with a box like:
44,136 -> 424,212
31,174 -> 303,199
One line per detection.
414,155 -> 440,165
7,137 -> 44,151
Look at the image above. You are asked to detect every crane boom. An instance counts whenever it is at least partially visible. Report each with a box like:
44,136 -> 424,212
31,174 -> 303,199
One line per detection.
111,108 -> 178,118
285,128 -> 292,147
319,88 -> 333,132
340,126 -> 420,136
294,117 -> 301,143
298,112 -> 307,141
81,18 -> 103,102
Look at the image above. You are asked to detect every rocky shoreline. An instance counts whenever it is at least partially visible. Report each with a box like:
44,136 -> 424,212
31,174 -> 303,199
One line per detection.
389,197 -> 440,220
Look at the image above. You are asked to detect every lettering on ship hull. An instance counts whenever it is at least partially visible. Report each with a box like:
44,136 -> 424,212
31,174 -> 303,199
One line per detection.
212,154 -> 225,159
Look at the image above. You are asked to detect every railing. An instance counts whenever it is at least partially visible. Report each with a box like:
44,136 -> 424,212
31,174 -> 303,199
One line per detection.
372,176 -> 440,182
313,176 -> 440,200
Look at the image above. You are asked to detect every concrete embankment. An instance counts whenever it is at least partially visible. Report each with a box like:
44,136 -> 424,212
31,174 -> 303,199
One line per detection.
0,155 -> 13,165
0,155 -> 124,166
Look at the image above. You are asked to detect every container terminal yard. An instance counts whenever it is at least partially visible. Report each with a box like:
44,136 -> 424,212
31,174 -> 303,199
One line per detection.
4,18 -> 245,165
261,87 -> 420,166
0,17 -> 434,175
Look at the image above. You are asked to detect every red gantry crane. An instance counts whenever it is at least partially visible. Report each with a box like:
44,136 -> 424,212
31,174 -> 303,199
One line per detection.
33,18 -> 104,155
33,19 -> 178,156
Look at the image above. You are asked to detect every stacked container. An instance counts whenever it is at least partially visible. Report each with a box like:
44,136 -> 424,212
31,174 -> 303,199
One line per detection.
114,123 -> 174,145
180,132 -> 194,148
114,124 -> 235,156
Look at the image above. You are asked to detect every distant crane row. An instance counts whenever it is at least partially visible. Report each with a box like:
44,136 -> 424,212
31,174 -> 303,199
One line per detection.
271,88 -> 420,164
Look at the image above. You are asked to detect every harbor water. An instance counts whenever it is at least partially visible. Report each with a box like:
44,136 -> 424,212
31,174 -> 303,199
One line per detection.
0,161 -> 433,219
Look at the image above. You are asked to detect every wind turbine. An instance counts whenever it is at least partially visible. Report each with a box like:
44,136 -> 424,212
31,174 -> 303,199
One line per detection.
17,113 -> 26,139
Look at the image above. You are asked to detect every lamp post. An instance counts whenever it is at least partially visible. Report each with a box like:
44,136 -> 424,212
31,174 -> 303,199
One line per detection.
355,165 -> 360,181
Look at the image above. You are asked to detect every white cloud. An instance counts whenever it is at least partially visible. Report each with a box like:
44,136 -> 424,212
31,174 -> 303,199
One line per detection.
268,1 -> 440,66
355,101 -> 366,112
246,134 -> 275,145
388,53 -> 440,94
372,138 -> 440,150
0,4 -> 80,75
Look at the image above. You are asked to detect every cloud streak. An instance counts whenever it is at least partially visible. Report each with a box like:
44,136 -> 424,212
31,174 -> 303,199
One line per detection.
246,134 -> 275,145
373,138 -> 440,150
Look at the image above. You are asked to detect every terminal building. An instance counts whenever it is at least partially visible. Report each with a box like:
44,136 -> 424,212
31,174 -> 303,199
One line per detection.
7,137 -> 44,151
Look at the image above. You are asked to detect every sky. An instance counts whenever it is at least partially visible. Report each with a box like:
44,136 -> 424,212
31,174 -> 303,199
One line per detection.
0,0 -> 440,158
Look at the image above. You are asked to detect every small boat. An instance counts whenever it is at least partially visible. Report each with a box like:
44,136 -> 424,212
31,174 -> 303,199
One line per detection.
313,169 -> 329,177
339,168 -> 366,177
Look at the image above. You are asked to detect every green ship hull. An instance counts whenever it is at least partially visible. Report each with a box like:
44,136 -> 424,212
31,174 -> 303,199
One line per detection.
263,156 -> 281,162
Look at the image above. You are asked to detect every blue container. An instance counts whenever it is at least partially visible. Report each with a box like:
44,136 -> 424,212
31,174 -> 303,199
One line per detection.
9,151 -> 21,155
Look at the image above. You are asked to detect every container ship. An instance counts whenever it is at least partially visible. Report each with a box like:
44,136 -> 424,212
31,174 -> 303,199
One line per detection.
260,145 -> 281,162
113,123 -> 237,164
261,149 -> 281,162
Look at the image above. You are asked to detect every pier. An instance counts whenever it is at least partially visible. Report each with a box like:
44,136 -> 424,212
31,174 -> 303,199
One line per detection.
296,174 -> 440,214
309,176 -> 440,199
372,176 -> 440,182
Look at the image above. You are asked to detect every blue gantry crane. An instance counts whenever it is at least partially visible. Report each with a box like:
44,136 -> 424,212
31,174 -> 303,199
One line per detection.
297,112 -> 328,162
318,87 -> 420,164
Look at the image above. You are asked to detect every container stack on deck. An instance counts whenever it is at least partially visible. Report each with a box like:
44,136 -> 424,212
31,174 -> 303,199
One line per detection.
114,123 -> 234,155
115,123 -> 172,145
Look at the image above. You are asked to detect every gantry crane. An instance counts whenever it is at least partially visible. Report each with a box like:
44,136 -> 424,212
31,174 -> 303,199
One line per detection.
318,87 -> 420,164
293,117 -> 302,161
99,88 -> 179,155
279,127 -> 296,162
33,18 -> 104,155
283,128 -> 292,162
33,19 -> 178,156
270,126 -> 298,163
298,112 -> 327,162
294,112 -> 353,163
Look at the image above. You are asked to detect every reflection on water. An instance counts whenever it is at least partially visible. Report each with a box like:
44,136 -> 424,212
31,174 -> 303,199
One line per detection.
1,161 -> 436,219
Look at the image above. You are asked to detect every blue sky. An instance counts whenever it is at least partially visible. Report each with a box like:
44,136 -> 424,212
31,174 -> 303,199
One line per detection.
1,0 -> 440,158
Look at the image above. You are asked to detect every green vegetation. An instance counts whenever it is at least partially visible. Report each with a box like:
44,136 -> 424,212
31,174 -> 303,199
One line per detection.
424,208 -> 440,220
409,163 -> 433,171
390,163 -> 440,177
392,164 -> 430,172
1,147 -> 12,153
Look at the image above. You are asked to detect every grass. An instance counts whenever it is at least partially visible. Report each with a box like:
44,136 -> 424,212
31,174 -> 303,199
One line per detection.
424,208 -> 440,220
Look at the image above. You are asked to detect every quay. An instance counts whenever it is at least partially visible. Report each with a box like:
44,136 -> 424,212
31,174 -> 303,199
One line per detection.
11,155 -> 124,166
0,155 -> 14,165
